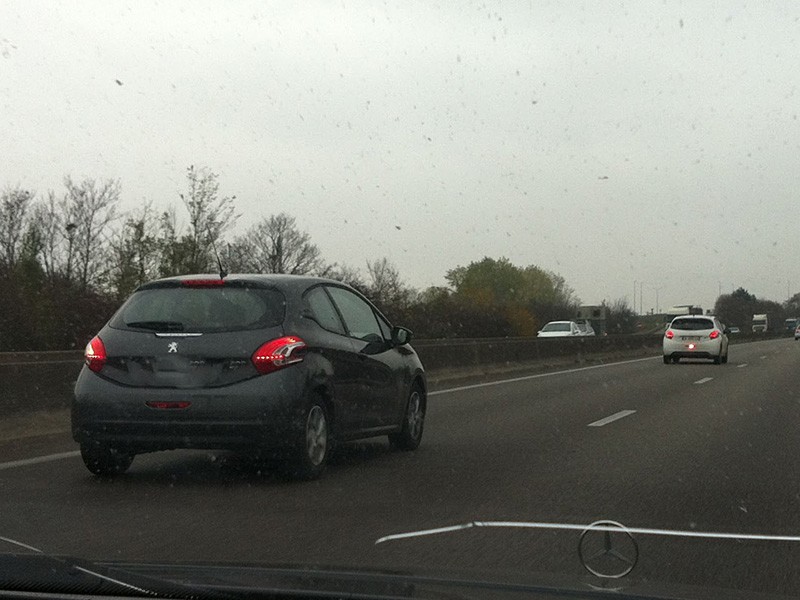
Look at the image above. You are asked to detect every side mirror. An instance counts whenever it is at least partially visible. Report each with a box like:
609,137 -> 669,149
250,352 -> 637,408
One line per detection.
391,326 -> 413,346
723,327 -> 731,335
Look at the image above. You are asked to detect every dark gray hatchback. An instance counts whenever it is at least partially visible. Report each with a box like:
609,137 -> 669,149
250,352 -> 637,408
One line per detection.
72,274 -> 426,480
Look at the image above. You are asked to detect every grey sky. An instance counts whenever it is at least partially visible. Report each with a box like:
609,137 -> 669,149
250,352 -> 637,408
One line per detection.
2,1 -> 799,312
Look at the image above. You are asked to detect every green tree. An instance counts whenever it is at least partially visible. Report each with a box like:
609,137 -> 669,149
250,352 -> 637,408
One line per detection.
444,256 -> 579,335
108,205 -> 161,300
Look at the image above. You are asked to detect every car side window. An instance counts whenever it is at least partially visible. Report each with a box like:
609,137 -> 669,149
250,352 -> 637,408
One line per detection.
326,287 -> 384,342
305,287 -> 346,335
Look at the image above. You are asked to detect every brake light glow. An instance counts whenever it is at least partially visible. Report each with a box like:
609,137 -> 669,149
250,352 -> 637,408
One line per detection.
181,279 -> 225,287
665,330 -> 674,339
146,401 -> 191,409
85,336 -> 107,372
252,336 -> 307,375
709,330 -> 720,339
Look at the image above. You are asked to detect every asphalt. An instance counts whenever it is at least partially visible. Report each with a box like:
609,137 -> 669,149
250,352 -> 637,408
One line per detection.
1,337 -> 799,597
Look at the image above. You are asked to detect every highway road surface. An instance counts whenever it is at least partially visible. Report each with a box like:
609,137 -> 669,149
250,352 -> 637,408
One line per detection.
2,337 -> 800,596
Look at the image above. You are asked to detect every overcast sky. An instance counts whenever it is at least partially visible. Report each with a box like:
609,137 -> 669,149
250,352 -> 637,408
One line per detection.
2,1 -> 799,312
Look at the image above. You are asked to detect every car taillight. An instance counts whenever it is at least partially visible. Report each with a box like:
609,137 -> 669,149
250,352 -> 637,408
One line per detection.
665,330 -> 674,339
85,336 -> 107,372
252,336 -> 307,375
709,330 -> 720,339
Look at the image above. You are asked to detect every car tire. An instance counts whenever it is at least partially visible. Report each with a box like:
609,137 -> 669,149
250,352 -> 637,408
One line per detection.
80,442 -> 134,477
672,356 -> 680,364
282,398 -> 330,481
663,355 -> 670,364
713,354 -> 721,365
721,349 -> 728,364
389,384 -> 425,451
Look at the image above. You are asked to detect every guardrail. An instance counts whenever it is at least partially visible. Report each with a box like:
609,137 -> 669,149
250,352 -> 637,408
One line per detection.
0,332 -> 788,419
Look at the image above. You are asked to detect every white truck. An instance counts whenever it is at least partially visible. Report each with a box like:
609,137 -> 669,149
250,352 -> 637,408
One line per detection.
752,314 -> 768,333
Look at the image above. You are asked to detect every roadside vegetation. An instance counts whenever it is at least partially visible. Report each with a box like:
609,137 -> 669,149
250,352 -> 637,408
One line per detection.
1,167 -> 674,350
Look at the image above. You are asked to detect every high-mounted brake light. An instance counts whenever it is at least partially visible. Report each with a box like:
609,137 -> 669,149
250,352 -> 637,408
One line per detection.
181,279 -> 226,287
665,330 -> 674,339
709,330 -> 720,339
85,336 -> 107,372
252,336 -> 307,375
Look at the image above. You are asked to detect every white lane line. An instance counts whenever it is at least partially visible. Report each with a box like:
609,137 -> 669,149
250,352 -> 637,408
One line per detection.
760,355 -> 767,359
694,377 -> 713,385
738,363 -> 748,368
587,410 -> 636,427
428,356 -> 660,397
0,450 -> 79,471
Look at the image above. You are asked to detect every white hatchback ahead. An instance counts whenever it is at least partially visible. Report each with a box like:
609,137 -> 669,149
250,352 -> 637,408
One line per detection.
663,315 -> 729,364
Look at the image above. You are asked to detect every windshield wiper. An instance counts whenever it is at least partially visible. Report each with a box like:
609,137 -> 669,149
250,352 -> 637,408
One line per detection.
126,321 -> 185,332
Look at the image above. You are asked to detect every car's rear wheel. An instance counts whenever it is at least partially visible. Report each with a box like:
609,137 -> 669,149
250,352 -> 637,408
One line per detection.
713,353 -> 721,365
389,384 -> 425,450
80,442 -> 134,477
282,399 -> 330,480
663,355 -> 670,364
721,349 -> 729,364
672,356 -> 680,364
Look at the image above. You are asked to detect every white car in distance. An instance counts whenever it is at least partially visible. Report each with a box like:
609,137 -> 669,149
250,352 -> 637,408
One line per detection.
663,315 -> 729,364
537,321 -> 583,338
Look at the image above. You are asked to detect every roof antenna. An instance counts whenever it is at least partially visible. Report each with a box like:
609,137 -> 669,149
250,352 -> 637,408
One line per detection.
206,227 -> 228,279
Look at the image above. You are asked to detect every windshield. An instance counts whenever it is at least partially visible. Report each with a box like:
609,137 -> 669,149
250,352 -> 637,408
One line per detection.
542,322 -> 571,332
670,318 -> 715,331
4,2 -> 800,598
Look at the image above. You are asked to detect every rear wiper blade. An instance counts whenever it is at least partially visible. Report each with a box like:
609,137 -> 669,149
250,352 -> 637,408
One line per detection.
126,321 -> 185,332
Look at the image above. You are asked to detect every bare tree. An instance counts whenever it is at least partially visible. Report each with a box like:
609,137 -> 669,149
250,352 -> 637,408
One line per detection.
237,213 -> 325,275
179,165 -> 238,273
63,176 -> 121,289
29,191 -> 64,280
323,263 -> 366,291
0,186 -> 34,270
365,257 -> 415,310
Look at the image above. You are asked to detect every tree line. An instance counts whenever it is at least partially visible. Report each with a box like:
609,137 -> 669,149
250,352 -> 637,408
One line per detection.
714,287 -> 799,332
0,166 -> 609,351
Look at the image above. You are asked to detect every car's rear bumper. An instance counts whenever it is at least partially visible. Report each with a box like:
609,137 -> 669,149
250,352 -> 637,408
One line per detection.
72,366 -> 306,452
663,338 -> 723,360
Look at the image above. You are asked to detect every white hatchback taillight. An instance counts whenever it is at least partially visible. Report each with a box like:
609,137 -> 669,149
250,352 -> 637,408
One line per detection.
85,336 -> 107,372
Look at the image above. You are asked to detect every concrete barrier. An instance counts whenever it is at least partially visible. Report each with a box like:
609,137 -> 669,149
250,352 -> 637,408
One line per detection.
0,332 -> 787,419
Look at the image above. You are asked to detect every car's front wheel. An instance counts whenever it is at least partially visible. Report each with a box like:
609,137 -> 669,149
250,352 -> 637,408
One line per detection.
282,399 -> 330,480
389,384 -> 425,451
80,442 -> 134,477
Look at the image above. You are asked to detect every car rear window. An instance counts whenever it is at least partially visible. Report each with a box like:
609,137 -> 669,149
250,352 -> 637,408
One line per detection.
109,286 -> 286,333
671,318 -> 715,331
542,322 -> 570,332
